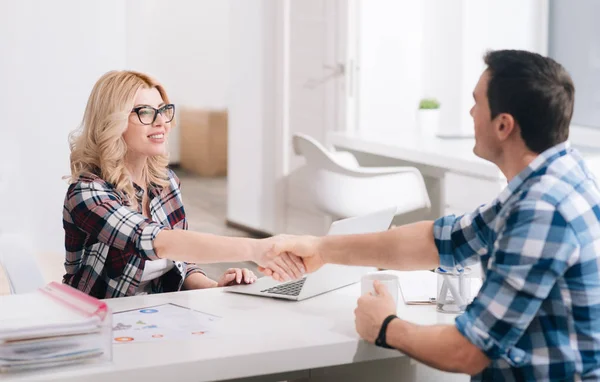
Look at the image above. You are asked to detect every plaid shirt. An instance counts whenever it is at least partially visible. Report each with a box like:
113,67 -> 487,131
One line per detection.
63,169 -> 204,299
434,141 -> 600,381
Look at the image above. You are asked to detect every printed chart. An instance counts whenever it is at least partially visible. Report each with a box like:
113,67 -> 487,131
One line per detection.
112,303 -> 221,344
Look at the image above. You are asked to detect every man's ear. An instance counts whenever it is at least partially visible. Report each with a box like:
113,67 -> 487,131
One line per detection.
493,113 -> 516,141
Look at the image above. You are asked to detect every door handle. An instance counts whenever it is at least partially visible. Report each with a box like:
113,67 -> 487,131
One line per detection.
304,63 -> 345,89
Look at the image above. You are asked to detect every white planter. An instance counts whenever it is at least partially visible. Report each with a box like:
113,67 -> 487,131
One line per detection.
417,109 -> 440,136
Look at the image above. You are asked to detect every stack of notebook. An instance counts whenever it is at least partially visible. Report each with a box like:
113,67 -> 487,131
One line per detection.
0,282 -> 112,372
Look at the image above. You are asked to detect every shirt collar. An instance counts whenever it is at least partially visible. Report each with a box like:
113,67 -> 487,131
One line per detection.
132,182 -> 145,198
133,181 -> 163,199
497,140 -> 572,204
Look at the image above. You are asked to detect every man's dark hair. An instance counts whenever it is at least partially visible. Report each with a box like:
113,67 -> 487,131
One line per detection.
484,50 -> 575,153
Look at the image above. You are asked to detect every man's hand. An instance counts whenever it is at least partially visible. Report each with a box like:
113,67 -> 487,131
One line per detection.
257,235 -> 325,281
253,235 -> 308,281
355,280 -> 397,343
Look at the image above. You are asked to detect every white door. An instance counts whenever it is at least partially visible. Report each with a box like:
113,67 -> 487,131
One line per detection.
282,0 -> 348,235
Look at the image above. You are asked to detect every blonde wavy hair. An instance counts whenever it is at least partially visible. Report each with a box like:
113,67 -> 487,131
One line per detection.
68,70 -> 171,206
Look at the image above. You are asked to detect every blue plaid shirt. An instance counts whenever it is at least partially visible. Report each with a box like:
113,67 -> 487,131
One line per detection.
434,141 -> 600,381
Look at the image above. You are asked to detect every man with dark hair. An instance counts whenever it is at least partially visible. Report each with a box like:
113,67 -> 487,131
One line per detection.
479,50 -> 574,157
269,50 -> 600,380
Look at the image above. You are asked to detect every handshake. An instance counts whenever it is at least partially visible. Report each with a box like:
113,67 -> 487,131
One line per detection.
252,235 -> 325,282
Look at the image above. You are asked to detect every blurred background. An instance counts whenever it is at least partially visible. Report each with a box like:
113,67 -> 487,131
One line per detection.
1,0 -> 599,288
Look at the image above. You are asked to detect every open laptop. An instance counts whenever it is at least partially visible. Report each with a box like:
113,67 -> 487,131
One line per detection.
226,207 -> 397,301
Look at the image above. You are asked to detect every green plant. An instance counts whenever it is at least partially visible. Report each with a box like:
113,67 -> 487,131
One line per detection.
419,98 -> 440,110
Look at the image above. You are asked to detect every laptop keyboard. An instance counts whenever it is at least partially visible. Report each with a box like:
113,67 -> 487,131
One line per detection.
261,278 -> 306,297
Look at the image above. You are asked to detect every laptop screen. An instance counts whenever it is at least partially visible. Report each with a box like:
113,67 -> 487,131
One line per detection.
326,207 -> 396,236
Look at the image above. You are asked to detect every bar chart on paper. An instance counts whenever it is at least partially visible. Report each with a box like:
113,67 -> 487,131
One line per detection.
112,303 -> 221,344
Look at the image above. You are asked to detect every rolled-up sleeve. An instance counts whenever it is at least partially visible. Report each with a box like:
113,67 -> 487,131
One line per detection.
454,200 -> 578,366
185,264 -> 207,278
433,203 -> 497,269
66,181 -> 166,261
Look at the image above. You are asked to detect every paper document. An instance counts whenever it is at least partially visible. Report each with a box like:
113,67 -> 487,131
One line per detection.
112,303 -> 221,344
398,270 -> 483,305
1,335 -> 103,364
0,284 -> 105,342
397,270 -> 438,304
0,282 -> 110,372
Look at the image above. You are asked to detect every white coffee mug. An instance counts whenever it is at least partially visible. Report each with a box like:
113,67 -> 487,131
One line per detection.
360,273 -> 399,307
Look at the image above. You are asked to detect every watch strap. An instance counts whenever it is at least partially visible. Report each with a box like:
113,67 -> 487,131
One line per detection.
375,314 -> 398,349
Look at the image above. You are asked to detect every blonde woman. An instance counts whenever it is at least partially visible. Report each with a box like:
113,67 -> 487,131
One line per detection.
63,70 -> 303,299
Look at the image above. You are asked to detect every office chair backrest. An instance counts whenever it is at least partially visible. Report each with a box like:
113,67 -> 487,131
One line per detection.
292,133 -> 360,175
0,233 -> 46,294
292,133 -> 431,218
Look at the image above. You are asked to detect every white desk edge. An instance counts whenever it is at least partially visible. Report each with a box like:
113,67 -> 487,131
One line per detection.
3,272 -> 461,382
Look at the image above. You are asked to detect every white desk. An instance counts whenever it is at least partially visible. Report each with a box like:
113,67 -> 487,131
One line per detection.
4,274 -> 469,382
328,130 -> 502,180
328,130 -> 600,218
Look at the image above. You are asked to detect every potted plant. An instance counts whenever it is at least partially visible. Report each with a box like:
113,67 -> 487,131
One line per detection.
417,98 -> 440,136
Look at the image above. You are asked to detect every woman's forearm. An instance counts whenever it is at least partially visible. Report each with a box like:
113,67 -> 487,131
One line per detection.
153,229 -> 261,264
183,272 -> 218,289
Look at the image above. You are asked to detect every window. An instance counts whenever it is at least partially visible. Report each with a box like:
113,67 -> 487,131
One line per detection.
549,0 -> 600,129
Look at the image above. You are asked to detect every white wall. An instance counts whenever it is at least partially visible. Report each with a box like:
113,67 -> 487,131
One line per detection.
358,0 -> 548,135
0,0 -> 127,256
126,0 -> 230,164
227,0 -> 277,233
357,0 -> 423,133
0,0 -> 231,258
421,0 -> 463,134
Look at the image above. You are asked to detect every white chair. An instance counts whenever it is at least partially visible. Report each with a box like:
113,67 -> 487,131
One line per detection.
292,133 -> 431,219
0,233 -> 46,294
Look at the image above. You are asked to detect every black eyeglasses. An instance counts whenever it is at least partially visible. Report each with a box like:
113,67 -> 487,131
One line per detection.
131,104 -> 175,125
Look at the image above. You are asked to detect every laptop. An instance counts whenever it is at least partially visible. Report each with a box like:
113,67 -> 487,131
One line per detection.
225,207 -> 397,301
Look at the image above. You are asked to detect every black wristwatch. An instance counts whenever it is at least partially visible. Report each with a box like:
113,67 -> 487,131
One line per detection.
375,314 -> 398,349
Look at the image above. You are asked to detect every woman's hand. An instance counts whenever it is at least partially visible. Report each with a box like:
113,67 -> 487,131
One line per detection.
254,235 -> 308,281
257,235 -> 319,282
217,268 -> 258,287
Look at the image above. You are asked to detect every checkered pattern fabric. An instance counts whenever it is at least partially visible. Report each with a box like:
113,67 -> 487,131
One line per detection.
63,169 -> 204,298
434,141 -> 600,381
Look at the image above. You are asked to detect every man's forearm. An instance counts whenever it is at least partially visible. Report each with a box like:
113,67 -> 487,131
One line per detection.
386,319 -> 490,375
318,221 -> 439,271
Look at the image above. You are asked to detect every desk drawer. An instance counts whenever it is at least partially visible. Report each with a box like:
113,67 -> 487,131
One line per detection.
444,172 -> 504,213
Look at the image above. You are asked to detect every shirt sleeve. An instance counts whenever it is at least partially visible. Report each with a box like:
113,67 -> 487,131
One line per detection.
454,200 -> 578,366
433,202 -> 497,269
66,180 -> 166,261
